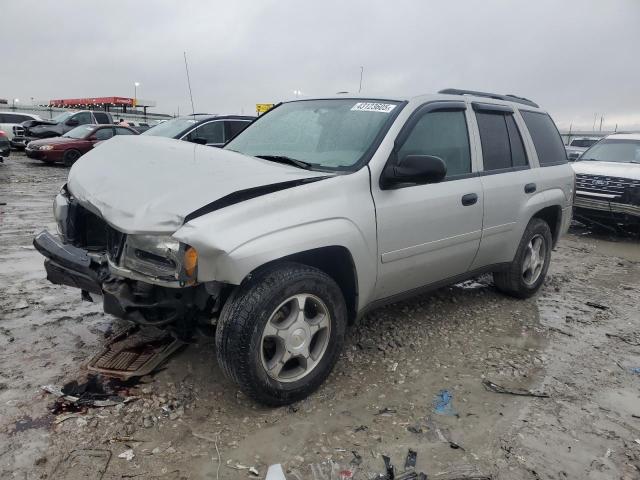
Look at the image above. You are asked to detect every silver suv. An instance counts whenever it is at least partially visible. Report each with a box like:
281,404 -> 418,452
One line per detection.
34,89 -> 574,405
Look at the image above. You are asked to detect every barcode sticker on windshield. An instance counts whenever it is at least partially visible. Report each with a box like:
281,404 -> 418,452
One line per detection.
351,102 -> 397,113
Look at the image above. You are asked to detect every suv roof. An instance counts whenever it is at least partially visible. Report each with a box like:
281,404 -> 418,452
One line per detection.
288,89 -> 543,111
603,133 -> 640,141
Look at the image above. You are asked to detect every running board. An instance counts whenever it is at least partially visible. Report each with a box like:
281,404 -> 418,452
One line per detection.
87,325 -> 185,379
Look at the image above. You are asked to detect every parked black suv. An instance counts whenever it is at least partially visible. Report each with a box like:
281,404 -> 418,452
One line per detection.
15,110 -> 114,145
142,114 -> 254,147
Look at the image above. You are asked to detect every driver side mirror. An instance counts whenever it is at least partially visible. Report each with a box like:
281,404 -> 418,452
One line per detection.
381,155 -> 447,189
191,137 -> 208,145
66,118 -> 79,126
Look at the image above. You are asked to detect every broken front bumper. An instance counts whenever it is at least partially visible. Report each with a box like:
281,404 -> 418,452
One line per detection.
33,230 -> 106,295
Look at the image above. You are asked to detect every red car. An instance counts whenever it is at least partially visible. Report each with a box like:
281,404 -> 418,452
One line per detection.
26,124 -> 138,166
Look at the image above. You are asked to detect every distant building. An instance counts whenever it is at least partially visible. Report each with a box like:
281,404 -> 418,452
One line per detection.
47,96 -> 157,116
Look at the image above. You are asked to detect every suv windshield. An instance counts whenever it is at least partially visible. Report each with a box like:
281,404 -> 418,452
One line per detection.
63,125 -> 95,139
51,112 -> 74,123
142,117 -> 200,138
225,99 -> 402,170
580,139 -> 640,163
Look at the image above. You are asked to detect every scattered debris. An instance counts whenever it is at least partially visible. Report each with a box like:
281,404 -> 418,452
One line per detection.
354,425 -> 368,432
586,301 -> 609,310
548,326 -> 573,337
376,407 -> 397,416
434,389 -> 457,416
407,424 -> 423,434
631,368 -> 640,375
52,449 -> 111,479
227,463 -> 259,475
42,375 -> 139,413
118,449 -> 135,461
482,379 -> 549,398
350,451 -> 362,466
371,450 -> 427,479
266,464 -> 287,480
605,333 -> 640,346
404,449 -> 417,470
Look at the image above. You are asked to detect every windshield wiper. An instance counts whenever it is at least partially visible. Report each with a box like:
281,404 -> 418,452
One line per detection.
254,155 -> 313,170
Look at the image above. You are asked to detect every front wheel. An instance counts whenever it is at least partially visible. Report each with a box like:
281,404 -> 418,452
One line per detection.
215,262 -> 347,406
63,149 -> 81,167
493,218 -> 552,298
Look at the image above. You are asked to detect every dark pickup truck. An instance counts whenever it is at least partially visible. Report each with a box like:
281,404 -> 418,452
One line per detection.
13,110 -> 114,147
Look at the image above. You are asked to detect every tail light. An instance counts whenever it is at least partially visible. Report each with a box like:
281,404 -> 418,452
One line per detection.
0,130 -> 6,137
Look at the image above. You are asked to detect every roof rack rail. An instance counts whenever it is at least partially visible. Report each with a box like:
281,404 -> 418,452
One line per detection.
438,88 -> 539,108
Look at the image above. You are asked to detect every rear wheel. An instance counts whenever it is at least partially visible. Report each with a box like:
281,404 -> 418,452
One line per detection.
63,149 -> 81,167
493,218 -> 552,298
215,262 -> 347,406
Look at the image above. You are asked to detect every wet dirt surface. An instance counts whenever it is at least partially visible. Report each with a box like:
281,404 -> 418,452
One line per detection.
1,152 -> 639,479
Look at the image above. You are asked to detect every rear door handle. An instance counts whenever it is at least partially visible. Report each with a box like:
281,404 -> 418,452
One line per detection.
461,193 -> 478,206
525,183 -> 537,194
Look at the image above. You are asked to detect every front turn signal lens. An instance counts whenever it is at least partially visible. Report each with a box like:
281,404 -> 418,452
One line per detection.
183,246 -> 198,278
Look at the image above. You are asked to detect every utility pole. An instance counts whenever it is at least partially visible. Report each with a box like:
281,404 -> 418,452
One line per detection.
599,115 -> 604,132
359,66 -> 364,93
592,113 -> 597,131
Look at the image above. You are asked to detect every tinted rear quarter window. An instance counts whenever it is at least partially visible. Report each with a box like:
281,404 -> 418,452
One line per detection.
93,112 -> 110,124
521,111 -> 567,166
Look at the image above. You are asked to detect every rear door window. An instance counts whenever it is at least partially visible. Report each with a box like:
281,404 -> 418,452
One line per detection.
94,128 -> 114,140
73,112 -> 93,125
520,111 -> 567,166
185,121 -> 224,144
93,112 -> 110,124
475,110 -> 529,171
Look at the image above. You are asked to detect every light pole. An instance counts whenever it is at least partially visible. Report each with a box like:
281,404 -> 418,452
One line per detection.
134,82 -> 140,109
293,89 -> 302,98
12,98 -> 19,110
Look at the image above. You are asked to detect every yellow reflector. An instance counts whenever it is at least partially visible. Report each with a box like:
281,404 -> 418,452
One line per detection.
183,246 -> 198,277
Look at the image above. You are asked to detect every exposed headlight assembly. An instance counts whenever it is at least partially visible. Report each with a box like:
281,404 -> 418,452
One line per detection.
40,145 -> 54,151
122,235 -> 198,284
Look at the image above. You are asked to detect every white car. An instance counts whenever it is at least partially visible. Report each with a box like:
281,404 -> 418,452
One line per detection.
0,111 -> 42,148
572,133 -> 640,231
34,89 -> 574,405
565,137 -> 600,162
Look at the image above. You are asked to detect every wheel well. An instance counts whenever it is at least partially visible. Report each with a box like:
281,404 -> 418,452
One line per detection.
533,205 -> 562,246
271,246 -> 359,324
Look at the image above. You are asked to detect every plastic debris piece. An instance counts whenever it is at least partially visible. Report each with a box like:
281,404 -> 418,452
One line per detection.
630,368 -> 640,375
586,301 -> 608,310
434,389 -> 457,416
118,449 -> 135,461
376,407 -> 397,416
266,464 -> 286,480
350,451 -> 362,466
404,449 -> 417,470
482,379 -> 549,398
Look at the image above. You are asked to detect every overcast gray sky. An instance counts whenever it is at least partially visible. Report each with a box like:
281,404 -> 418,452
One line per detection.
3,0 -> 639,130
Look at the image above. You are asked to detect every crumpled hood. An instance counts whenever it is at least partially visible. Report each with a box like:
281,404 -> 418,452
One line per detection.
67,136 -> 327,234
571,160 -> 640,181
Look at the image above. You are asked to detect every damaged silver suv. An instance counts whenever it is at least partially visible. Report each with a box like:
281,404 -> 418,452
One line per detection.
35,89 -> 574,405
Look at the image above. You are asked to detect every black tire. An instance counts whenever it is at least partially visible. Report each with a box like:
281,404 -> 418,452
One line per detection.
215,262 -> 347,406
63,149 -> 81,167
493,218 -> 552,299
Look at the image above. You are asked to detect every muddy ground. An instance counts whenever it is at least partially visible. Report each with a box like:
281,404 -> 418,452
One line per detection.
1,152 -> 639,480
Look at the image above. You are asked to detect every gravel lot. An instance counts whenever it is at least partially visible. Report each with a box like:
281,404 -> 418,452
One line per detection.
1,152 -> 639,480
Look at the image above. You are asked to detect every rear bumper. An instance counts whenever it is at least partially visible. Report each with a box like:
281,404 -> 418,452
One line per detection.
33,230 -> 105,295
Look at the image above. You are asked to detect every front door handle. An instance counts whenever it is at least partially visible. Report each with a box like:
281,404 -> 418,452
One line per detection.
461,193 -> 478,206
525,183 -> 537,194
